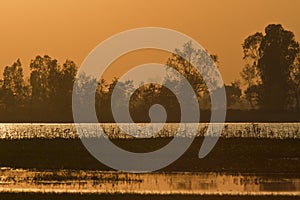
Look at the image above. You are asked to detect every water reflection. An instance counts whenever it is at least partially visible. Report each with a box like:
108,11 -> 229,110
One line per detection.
0,168 -> 299,195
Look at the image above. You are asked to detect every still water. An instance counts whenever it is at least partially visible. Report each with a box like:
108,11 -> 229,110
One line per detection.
0,123 -> 299,196
0,168 -> 299,196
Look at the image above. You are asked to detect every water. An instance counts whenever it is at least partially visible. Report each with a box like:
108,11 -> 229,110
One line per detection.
0,123 -> 300,139
0,168 -> 299,195
0,123 -> 299,196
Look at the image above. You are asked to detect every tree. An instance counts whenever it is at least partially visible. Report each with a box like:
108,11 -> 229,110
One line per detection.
241,32 -> 263,109
55,60 -> 77,117
241,24 -> 299,111
73,72 -> 98,122
2,59 -> 28,108
165,41 -> 219,110
244,85 -> 263,110
95,78 -> 110,122
166,41 -> 218,93
240,65 -> 261,109
242,32 -> 263,69
289,50 -> 300,111
30,55 -> 59,103
0,55 -> 78,122
258,24 -> 299,111
109,78 -> 134,122
29,55 -> 77,121
225,81 -> 242,109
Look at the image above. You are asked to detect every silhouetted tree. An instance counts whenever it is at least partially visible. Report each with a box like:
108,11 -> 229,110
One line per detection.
241,65 -> 261,109
244,85 -> 263,110
95,78 -> 110,121
73,72 -> 98,122
166,41 -> 218,93
129,83 -> 181,122
258,24 -> 299,111
108,78 -> 134,122
289,50 -> 300,111
242,32 -> 263,75
30,55 -> 59,103
29,55 -> 77,121
241,32 -> 263,109
129,83 -> 161,122
165,41 -> 218,110
1,59 -> 29,109
225,81 -> 242,109
55,60 -> 77,117
241,24 -> 299,111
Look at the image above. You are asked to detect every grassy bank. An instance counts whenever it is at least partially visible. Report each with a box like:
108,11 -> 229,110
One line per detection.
0,137 -> 299,174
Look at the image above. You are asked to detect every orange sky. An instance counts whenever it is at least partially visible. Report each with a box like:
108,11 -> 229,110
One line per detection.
0,0 -> 300,84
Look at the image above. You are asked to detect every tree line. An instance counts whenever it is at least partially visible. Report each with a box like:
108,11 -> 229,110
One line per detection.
0,24 -> 299,122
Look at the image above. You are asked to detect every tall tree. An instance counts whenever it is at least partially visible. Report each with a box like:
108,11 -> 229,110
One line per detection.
56,60 -> 77,102
30,55 -> 59,103
29,55 -> 77,121
2,59 -> 28,108
240,64 -> 261,109
241,32 -> 263,109
289,50 -> 300,111
166,41 -> 218,94
258,24 -> 299,111
241,24 -> 299,111
165,41 -> 219,110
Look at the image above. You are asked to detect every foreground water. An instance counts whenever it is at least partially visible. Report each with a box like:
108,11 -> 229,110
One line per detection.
0,123 -> 300,139
0,168 -> 299,196
0,123 -> 299,196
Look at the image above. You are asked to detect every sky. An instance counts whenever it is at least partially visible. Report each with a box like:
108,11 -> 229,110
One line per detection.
0,0 -> 300,84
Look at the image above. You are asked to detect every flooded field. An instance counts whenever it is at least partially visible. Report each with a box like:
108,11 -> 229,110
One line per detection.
0,123 -> 299,197
0,168 -> 299,196
0,123 -> 300,139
